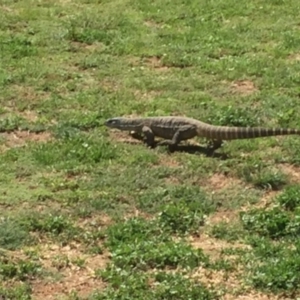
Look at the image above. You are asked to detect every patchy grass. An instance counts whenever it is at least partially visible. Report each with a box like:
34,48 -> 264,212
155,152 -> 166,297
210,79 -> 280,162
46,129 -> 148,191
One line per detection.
1,0 -> 300,298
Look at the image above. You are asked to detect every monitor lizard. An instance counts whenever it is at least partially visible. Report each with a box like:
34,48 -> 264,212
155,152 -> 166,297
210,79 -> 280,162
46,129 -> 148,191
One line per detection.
105,116 -> 300,149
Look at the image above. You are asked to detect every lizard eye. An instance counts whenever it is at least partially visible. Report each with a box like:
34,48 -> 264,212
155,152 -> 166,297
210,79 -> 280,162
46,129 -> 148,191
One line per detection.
105,118 -> 119,126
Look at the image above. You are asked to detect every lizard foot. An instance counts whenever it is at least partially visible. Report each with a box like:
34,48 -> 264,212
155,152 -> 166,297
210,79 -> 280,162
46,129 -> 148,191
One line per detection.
157,140 -> 178,152
207,139 -> 223,150
130,131 -> 144,141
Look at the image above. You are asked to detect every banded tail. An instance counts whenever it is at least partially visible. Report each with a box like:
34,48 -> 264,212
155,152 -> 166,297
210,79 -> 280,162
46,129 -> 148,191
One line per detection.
198,125 -> 300,140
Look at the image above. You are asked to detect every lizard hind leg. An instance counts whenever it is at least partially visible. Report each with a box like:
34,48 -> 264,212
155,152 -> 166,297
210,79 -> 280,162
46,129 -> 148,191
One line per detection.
157,125 -> 197,151
156,132 -> 181,152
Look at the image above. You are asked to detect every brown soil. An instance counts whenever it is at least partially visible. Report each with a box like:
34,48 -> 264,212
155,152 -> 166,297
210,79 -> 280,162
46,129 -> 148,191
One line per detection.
230,80 -> 258,95
31,243 -> 109,299
0,130 -> 52,151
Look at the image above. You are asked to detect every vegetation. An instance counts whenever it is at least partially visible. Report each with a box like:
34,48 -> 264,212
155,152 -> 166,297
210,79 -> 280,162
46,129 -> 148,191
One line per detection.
1,0 -> 300,298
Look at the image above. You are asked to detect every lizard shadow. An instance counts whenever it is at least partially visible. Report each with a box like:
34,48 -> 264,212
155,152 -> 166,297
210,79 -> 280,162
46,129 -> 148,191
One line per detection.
144,140 -> 229,159
170,144 -> 229,159
129,134 -> 229,159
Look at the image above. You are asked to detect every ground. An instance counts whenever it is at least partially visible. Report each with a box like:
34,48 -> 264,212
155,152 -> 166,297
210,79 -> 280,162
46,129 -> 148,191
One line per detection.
1,0 -> 300,299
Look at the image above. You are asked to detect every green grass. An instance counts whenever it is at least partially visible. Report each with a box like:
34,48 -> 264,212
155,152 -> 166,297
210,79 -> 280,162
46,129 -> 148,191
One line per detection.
1,0 -> 300,298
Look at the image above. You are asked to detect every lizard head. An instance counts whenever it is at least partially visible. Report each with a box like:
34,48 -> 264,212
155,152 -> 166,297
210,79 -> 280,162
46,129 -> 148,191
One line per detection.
105,117 -> 136,130
104,117 -> 123,128
105,117 -> 142,131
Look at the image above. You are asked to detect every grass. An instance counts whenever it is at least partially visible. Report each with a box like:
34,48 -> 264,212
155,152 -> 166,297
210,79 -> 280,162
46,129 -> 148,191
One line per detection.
1,0 -> 300,298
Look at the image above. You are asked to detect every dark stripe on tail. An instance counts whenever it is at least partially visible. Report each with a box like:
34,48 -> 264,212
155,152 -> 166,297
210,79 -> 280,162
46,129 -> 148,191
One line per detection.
208,127 -> 300,140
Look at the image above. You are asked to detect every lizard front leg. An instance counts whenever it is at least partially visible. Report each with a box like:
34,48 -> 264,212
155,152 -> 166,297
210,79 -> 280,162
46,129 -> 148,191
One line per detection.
129,127 -> 155,147
141,126 -> 156,148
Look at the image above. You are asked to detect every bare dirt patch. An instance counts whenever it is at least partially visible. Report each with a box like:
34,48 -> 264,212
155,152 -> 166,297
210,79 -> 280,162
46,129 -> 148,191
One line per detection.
241,163 -> 300,211
0,130 -> 52,150
157,154 -> 181,168
71,41 -> 105,52
206,173 -> 240,191
221,290 -> 283,300
189,234 -> 281,300
19,110 -> 39,122
287,53 -> 300,61
77,214 -> 113,229
1,5 -> 14,12
132,89 -> 163,101
278,163 -> 300,183
144,20 -> 162,28
190,233 -> 249,259
229,294 -> 288,300
143,56 -> 169,72
124,208 -> 155,221
241,190 -> 278,211
9,85 -> 50,104
190,233 -> 251,299
108,130 -> 144,145
206,210 -> 239,227
156,154 -> 183,184
31,243 -> 109,299
192,267 -> 244,298
230,80 -> 258,96
203,173 -> 260,210
164,176 -> 182,185
100,78 -> 120,92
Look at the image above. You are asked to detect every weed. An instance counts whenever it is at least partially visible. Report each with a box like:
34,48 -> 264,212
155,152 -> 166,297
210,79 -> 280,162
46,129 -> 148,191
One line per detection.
245,239 -> 300,293
32,133 -> 117,169
276,185 -> 300,211
0,283 -> 32,300
0,115 -> 28,132
210,258 -> 236,272
23,213 -> 73,235
153,272 -> 218,300
96,266 -> 217,300
244,169 -> 288,190
0,217 -> 31,250
209,221 -> 243,242
19,212 -> 83,245
105,217 -> 164,248
106,217 -> 209,270
207,105 -> 260,127
1,0 -> 300,298
138,185 -> 216,214
158,199 -> 206,235
52,111 -> 103,132
0,257 -> 41,281
111,239 -> 208,270
240,207 -> 290,239
97,266 -> 150,295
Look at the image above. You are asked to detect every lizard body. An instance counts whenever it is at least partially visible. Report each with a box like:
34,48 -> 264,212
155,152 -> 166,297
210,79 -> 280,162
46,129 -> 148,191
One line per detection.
105,116 -> 300,149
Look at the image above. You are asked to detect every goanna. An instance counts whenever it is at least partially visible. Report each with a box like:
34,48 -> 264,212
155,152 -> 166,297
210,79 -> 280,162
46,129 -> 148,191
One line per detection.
105,116 -> 300,149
